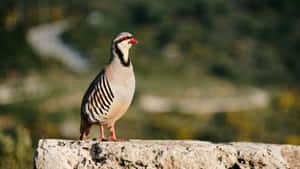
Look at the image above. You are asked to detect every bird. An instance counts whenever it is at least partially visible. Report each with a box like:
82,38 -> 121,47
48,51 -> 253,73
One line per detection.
79,32 -> 138,141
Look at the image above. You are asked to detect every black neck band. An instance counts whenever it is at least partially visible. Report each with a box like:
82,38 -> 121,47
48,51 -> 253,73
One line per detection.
114,43 -> 130,67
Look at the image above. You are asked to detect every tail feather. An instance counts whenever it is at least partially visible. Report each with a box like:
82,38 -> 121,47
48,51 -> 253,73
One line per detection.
79,116 -> 91,140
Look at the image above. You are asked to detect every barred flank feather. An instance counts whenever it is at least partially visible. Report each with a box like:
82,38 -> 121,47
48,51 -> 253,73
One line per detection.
81,70 -> 114,123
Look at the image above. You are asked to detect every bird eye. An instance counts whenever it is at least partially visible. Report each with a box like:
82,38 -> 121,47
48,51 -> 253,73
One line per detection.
116,37 -> 130,43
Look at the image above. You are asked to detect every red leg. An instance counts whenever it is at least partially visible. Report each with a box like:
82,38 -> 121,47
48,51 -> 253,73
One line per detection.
108,124 -> 126,141
97,124 -> 107,141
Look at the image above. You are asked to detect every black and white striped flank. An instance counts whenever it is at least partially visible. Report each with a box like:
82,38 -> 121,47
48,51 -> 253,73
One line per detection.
81,70 -> 115,123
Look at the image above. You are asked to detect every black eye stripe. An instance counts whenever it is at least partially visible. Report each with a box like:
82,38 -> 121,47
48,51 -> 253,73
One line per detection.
115,36 -> 132,43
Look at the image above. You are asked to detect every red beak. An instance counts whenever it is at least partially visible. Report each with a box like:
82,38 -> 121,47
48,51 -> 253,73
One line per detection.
128,38 -> 138,44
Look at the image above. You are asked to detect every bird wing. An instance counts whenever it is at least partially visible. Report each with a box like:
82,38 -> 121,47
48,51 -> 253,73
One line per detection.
81,69 -> 115,123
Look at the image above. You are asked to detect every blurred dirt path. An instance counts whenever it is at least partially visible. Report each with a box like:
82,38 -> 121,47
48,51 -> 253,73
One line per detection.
27,20 -> 89,72
140,88 -> 270,114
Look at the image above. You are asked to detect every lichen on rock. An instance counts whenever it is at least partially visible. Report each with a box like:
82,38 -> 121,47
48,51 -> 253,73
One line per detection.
34,139 -> 300,169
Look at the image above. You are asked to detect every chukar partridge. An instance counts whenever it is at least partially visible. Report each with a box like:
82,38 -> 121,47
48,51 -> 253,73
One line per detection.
80,32 -> 138,141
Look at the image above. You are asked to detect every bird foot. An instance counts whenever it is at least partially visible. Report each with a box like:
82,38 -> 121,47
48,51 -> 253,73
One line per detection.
107,136 -> 127,142
96,137 -> 108,142
81,136 -> 88,141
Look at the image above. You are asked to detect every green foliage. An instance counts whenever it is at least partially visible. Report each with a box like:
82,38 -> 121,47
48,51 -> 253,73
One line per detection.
195,90 -> 300,144
2,0 -> 300,84
0,126 -> 33,169
86,0 -> 300,85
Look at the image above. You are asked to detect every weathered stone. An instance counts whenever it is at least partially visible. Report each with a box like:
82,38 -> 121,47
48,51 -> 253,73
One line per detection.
34,139 -> 300,169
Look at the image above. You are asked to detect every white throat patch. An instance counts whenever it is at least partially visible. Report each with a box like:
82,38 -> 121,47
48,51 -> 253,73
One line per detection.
117,40 -> 132,63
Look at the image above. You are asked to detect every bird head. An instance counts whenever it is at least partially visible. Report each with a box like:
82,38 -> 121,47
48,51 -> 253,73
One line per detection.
113,32 -> 138,51
111,32 -> 138,66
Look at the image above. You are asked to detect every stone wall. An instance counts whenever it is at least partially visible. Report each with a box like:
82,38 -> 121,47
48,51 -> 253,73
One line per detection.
34,139 -> 300,169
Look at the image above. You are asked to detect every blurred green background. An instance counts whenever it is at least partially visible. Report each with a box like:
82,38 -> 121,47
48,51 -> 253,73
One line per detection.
1,0 -> 300,168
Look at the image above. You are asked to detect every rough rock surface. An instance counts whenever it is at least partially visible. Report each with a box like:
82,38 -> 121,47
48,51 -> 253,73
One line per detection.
34,139 -> 300,169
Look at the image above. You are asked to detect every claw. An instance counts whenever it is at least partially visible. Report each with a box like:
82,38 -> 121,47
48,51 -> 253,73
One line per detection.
96,137 -> 108,141
107,136 -> 127,142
